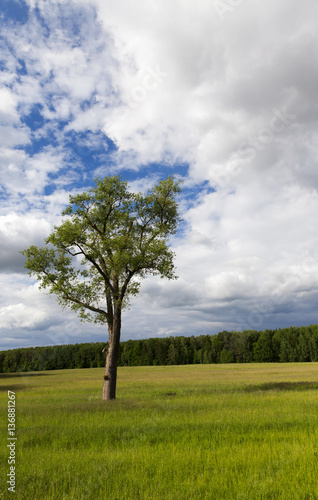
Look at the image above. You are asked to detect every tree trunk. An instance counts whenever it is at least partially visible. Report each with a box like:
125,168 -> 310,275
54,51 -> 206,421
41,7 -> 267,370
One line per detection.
102,304 -> 121,400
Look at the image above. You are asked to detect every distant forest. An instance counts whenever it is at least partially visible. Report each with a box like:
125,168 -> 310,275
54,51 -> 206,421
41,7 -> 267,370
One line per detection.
1,325 -> 318,373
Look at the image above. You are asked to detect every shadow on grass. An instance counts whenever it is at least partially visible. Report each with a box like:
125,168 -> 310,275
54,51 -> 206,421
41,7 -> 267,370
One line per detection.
0,372 -> 53,392
242,382 -> 318,393
0,373 -> 52,379
0,383 -> 35,392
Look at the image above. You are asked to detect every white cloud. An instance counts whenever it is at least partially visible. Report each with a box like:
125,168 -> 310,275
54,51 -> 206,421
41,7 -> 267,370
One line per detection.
0,212 -> 53,272
0,125 -> 30,149
0,146 -> 67,195
0,278 -> 50,331
0,87 -> 19,124
0,303 -> 46,329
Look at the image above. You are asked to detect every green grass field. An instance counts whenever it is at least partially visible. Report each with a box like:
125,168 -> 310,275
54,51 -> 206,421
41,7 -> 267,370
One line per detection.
1,363 -> 318,499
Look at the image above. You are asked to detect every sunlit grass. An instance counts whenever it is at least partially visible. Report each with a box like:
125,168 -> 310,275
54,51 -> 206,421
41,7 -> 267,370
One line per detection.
1,363 -> 318,499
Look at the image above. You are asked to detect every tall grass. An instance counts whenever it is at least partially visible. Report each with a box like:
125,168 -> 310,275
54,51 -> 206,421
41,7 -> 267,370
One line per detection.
1,363 -> 318,499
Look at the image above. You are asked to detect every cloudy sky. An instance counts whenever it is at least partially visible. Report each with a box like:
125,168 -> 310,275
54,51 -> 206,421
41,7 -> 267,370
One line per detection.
1,0 -> 318,350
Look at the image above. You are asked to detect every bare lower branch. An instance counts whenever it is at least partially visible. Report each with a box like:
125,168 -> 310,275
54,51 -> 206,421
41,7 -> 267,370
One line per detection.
64,293 -> 109,319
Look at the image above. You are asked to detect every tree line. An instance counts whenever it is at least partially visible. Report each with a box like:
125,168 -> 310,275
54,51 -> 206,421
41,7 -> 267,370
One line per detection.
1,325 -> 318,373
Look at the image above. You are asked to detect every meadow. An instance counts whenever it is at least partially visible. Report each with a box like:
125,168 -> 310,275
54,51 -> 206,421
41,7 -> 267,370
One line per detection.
1,363 -> 318,499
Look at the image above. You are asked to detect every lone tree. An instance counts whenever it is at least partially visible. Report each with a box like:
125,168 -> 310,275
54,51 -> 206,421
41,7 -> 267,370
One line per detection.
22,175 -> 182,400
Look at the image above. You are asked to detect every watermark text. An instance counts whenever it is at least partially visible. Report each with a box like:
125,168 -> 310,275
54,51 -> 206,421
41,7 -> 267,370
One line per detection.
7,391 -> 16,493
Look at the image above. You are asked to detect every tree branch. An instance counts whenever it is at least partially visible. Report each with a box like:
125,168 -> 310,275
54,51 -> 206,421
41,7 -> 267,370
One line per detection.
38,266 -> 110,321
73,242 -> 115,295
64,293 -> 109,319
119,269 -> 134,302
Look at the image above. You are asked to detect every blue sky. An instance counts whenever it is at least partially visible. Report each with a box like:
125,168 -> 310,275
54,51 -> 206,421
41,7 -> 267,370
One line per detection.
1,0 -> 318,350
